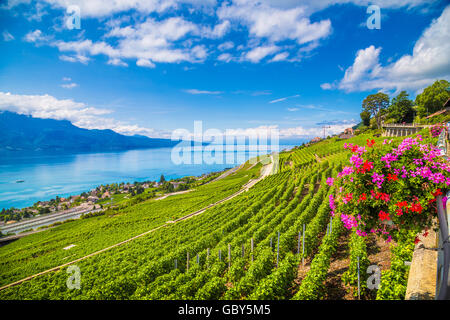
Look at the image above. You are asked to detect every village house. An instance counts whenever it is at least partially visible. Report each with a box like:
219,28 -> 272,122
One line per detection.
87,195 -> 99,203
101,191 -> 111,199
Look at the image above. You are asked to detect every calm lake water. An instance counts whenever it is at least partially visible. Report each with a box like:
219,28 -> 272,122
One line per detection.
0,144 -> 298,210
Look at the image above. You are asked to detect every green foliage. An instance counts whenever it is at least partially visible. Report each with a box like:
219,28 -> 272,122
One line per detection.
342,231 -> 370,297
415,80 -> 450,118
387,91 -> 414,123
362,92 -> 390,129
360,110 -> 371,126
292,214 -> 344,300
376,231 -> 415,300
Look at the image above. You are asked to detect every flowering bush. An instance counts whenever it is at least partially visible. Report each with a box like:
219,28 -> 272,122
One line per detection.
430,124 -> 444,137
328,135 -> 450,241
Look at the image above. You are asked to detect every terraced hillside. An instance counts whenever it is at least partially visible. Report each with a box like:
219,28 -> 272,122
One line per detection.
0,132 -> 438,299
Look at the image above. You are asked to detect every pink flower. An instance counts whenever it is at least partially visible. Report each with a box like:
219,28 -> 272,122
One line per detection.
326,177 -> 335,186
371,172 -> 385,189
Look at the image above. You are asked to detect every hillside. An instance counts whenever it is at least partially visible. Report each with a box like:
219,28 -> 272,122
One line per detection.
0,130 -> 447,300
0,111 -> 179,153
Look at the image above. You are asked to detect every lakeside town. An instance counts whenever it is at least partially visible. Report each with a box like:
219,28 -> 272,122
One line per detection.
0,170 -> 225,232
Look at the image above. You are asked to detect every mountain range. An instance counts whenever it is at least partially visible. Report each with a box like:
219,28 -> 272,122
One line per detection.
0,111 -> 180,153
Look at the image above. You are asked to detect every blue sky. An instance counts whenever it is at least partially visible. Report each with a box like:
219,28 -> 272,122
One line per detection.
0,0 -> 449,140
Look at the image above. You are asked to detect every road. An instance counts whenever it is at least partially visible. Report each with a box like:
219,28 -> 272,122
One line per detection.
0,157 -> 274,291
0,206 -> 99,237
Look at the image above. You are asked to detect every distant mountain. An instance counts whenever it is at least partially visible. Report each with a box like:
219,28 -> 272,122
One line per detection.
0,111 -> 180,153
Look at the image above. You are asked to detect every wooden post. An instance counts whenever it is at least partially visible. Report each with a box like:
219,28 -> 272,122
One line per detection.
219,249 -> 222,261
276,231 -> 280,268
302,224 -> 305,265
228,244 -> 231,269
174,259 -> 177,270
197,254 -> 199,265
187,252 -> 189,271
270,237 -> 272,249
251,238 -> 254,262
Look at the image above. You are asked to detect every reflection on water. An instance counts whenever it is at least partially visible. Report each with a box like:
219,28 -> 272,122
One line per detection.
0,144 -> 296,210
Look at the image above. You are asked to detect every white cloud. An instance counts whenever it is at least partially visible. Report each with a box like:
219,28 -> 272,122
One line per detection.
23,29 -> 49,42
270,97 -> 287,104
218,1 -> 331,45
320,82 -> 332,90
269,94 -> 300,104
338,45 -> 382,91
217,53 -> 232,63
107,58 -> 128,67
245,45 -> 280,63
2,30 -> 14,41
62,77 -> 71,81
287,107 -> 299,112
183,89 -> 223,95
0,91 -> 162,137
136,59 -> 156,68
7,0 -> 216,18
270,52 -> 289,62
218,41 -> 234,51
59,54 -> 90,64
278,121 -> 357,138
332,5 -> 450,92
49,17 -> 210,66
202,20 -> 231,39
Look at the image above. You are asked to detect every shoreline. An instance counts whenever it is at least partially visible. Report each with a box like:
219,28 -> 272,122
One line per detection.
0,144 -> 299,211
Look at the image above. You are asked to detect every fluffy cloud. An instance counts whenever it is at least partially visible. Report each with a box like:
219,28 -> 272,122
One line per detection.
50,17 -> 210,65
338,45 -> 382,91
217,1 -> 331,45
218,41 -> 234,51
217,53 -> 232,63
0,91 -> 161,137
4,0 -> 216,18
328,5 -> 450,92
245,45 -> 280,63
8,0 -> 444,69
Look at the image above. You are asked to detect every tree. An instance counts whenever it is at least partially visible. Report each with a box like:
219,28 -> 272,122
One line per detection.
362,92 -> 390,129
415,80 -> 450,117
388,91 -> 414,123
360,110 -> 371,126
159,174 -> 166,183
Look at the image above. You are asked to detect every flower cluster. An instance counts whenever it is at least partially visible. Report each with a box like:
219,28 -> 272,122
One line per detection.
430,124 -> 444,137
328,134 -> 450,241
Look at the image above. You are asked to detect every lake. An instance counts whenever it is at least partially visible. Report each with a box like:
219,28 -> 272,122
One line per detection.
0,143 -> 299,210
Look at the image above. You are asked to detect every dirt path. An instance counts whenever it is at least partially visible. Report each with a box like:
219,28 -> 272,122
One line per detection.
0,158 -> 274,292
322,233 -> 392,300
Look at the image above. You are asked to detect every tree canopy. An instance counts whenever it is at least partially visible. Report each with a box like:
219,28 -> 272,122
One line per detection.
415,80 -> 450,117
388,91 -> 414,123
362,92 -> 390,129
360,111 -> 371,127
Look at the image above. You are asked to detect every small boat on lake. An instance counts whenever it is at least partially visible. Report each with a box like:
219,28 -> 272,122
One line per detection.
16,180 -> 25,183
